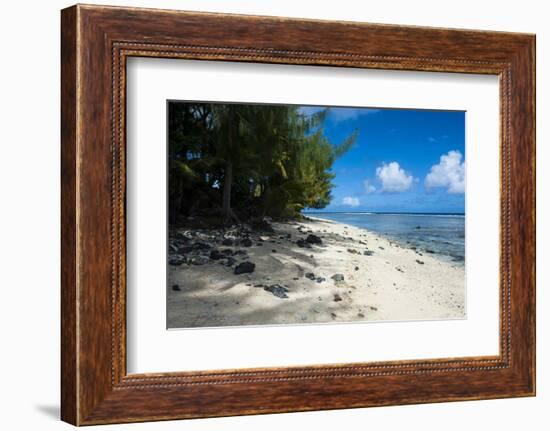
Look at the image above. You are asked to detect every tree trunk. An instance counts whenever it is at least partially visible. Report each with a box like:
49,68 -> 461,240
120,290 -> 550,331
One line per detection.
222,159 -> 233,223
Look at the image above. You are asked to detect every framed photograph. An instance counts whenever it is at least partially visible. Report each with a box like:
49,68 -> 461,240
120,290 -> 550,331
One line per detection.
61,4 -> 536,425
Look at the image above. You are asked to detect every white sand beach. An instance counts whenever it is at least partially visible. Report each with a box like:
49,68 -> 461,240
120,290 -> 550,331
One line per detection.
167,217 -> 465,328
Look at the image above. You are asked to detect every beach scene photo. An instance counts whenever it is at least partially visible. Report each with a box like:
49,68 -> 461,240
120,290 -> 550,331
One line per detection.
167,101 -> 465,329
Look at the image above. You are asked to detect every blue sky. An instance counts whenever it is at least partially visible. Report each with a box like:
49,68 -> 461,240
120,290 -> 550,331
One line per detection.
301,106 -> 465,214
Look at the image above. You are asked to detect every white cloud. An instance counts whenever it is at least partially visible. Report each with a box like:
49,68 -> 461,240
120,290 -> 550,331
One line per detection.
342,196 -> 360,207
330,107 -> 380,123
425,150 -> 465,194
299,106 -> 379,123
376,162 -> 414,192
363,180 -> 376,194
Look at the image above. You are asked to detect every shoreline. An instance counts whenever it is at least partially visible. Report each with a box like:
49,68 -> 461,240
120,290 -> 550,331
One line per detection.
167,217 -> 465,329
305,213 -> 465,266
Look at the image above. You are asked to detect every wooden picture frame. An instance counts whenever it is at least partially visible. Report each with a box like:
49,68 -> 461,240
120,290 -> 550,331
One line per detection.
61,4 -> 535,425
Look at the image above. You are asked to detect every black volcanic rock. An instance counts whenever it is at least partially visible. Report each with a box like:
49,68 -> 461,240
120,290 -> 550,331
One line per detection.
306,234 -> 323,244
209,249 -> 224,260
234,261 -> 255,275
241,238 -> 253,247
296,239 -> 312,248
264,284 -> 289,299
168,255 -> 185,266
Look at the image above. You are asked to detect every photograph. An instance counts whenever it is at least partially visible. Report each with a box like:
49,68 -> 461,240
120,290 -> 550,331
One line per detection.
166,101 -> 466,329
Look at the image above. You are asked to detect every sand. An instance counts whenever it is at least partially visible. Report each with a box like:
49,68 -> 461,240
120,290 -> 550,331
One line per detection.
167,217 -> 465,328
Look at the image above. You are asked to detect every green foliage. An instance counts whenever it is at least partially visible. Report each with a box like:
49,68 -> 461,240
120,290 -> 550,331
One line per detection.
168,102 -> 357,223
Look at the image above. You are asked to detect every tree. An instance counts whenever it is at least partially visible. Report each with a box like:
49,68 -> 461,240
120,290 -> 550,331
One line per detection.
167,102 -> 358,224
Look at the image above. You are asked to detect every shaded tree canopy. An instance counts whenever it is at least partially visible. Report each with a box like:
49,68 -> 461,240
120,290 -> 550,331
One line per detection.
168,102 -> 357,226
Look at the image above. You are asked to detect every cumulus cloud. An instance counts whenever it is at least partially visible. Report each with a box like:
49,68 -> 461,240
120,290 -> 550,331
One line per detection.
363,180 -> 376,194
342,196 -> 360,207
425,150 -> 465,194
376,162 -> 414,192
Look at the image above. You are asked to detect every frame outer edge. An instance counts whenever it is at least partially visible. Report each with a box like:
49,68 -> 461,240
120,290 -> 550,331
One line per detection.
61,4 -> 536,424
61,4 -> 79,426
504,35 -> 536,396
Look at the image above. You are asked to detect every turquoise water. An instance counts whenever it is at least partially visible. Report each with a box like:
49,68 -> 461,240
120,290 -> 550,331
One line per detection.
306,212 -> 465,264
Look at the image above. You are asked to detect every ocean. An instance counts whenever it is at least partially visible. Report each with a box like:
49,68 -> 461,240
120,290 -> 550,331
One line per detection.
306,212 -> 465,264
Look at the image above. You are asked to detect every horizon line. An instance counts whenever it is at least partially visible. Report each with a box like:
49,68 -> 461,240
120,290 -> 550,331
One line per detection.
303,210 -> 465,216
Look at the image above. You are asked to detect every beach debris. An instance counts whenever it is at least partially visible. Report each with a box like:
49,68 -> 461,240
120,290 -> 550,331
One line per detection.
264,284 -> 289,299
222,257 -> 236,267
296,239 -> 312,248
189,255 -> 209,265
177,244 -> 194,254
259,235 -> 270,241
331,273 -> 345,283
369,306 -> 378,311
171,284 -> 181,291
234,261 -> 255,275
395,267 -> 404,273
241,238 -> 253,247
416,259 -> 425,265
363,250 -> 374,256
316,277 -> 326,283
306,234 -> 323,245
347,248 -> 359,254
333,293 -> 342,302
305,272 -> 316,280
209,249 -> 224,260
222,238 -> 234,246
176,231 -> 193,241
354,266 -> 359,271
192,241 -> 211,251
330,312 -> 337,319
357,312 -> 365,318
168,254 -> 185,266
272,249 -> 277,253
379,246 -> 385,250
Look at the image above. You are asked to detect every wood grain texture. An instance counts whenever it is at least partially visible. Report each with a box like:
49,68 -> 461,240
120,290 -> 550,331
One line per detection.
60,4 -> 536,425
60,5 -> 78,425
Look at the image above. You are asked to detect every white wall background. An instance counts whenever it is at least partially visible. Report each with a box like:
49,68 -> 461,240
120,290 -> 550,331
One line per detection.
0,0 -> 546,429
